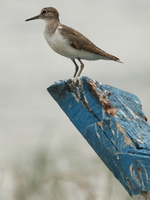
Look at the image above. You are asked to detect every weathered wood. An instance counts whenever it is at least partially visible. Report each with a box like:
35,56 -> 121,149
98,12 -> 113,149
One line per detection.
47,76 -> 150,200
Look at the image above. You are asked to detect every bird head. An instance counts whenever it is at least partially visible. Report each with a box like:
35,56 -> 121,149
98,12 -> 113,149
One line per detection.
26,7 -> 59,22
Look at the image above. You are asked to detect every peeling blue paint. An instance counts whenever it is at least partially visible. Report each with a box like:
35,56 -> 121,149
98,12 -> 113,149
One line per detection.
47,76 -> 150,199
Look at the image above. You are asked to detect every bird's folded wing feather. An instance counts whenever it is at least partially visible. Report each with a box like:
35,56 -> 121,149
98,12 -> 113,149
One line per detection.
60,24 -> 120,61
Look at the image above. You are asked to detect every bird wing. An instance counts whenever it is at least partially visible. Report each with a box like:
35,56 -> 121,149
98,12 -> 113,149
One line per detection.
60,24 -> 120,61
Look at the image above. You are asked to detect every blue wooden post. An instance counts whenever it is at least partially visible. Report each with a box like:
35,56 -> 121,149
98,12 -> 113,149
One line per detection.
47,76 -> 150,200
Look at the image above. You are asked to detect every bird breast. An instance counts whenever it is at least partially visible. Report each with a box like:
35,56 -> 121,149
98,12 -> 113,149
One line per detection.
44,26 -> 103,60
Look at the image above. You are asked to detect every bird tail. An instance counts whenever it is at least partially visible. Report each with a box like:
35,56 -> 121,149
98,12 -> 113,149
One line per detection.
117,59 -> 123,64
105,53 -> 123,64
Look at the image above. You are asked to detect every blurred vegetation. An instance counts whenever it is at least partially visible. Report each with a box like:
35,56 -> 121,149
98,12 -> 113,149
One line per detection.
0,145 -> 131,200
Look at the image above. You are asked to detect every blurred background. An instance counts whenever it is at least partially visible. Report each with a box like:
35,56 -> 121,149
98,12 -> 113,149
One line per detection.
1,0 -> 150,199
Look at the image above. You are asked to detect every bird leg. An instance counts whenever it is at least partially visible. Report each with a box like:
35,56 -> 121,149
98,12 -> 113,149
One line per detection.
77,58 -> 84,77
71,59 -> 79,77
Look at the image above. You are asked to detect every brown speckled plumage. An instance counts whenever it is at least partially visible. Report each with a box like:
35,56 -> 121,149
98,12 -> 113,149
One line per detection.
26,7 -> 123,77
60,24 -> 120,61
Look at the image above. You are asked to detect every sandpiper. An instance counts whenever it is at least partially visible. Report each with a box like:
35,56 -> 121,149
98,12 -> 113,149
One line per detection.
26,7 -> 123,77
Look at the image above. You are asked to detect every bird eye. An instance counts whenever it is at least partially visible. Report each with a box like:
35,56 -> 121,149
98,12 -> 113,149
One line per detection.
42,9 -> 47,14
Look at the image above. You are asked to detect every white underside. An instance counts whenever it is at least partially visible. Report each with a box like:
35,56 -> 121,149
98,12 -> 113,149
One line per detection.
44,26 -> 107,60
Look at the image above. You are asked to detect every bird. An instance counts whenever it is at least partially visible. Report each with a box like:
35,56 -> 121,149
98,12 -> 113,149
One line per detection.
26,7 -> 123,77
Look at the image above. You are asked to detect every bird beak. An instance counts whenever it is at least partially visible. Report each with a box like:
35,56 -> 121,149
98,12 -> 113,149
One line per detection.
25,15 -> 40,22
